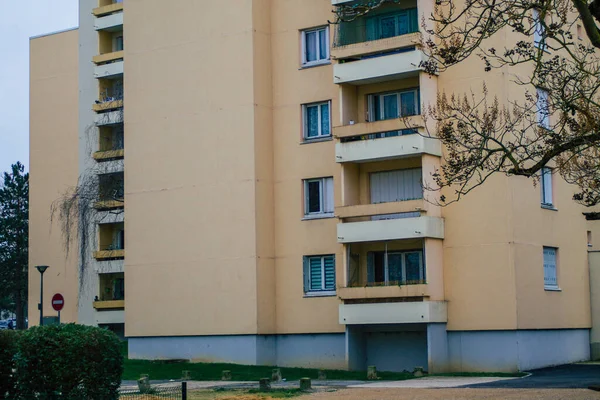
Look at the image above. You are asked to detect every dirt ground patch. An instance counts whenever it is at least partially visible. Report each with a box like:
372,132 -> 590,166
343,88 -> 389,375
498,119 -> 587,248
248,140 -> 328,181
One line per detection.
297,388 -> 600,400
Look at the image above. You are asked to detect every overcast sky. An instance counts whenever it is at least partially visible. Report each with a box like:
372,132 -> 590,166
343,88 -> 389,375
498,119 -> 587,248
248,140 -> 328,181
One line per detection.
0,1 -> 79,174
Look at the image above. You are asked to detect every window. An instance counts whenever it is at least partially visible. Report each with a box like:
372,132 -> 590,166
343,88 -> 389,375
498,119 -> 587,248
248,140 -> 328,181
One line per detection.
370,168 -> 423,204
543,247 -> 558,289
588,231 -> 593,247
368,89 -> 419,122
114,35 -> 124,52
301,26 -> 329,66
540,167 -> 553,207
536,88 -> 550,128
303,255 -> 336,294
366,9 -> 418,41
303,101 -> 331,139
532,9 -> 546,50
367,250 -> 424,285
304,177 -> 334,217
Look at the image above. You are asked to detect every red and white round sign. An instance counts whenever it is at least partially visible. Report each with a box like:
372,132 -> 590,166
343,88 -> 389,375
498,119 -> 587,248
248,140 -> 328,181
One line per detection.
51,293 -> 65,312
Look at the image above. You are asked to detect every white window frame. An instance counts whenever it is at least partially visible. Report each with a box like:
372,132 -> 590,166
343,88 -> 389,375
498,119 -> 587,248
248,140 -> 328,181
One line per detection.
532,9 -> 546,50
304,255 -> 336,295
368,88 -> 420,122
302,101 -> 331,140
301,26 -> 330,67
543,246 -> 559,290
537,88 -> 550,128
541,166 -> 553,207
303,177 -> 334,218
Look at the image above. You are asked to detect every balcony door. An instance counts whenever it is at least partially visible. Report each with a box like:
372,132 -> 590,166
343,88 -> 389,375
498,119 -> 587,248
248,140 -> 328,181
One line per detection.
367,250 -> 424,285
366,9 -> 418,41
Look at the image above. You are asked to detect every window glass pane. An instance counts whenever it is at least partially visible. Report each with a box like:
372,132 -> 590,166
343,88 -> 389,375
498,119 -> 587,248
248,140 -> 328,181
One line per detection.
405,252 -> 422,283
320,103 -> 330,136
306,105 -> 319,137
379,16 -> 397,39
324,177 -> 334,213
324,256 -> 335,290
307,181 -> 321,213
305,31 -> 317,62
397,12 -> 409,35
373,252 -> 385,283
388,253 -> 403,283
541,167 -> 553,205
319,29 -> 328,60
543,247 -> 557,287
401,91 -> 417,116
309,257 -> 323,290
382,95 -> 399,119
537,89 -> 549,127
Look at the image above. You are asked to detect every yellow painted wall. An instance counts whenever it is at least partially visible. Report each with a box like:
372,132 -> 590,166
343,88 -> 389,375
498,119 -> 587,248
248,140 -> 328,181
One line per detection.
29,29 -> 80,325
270,0 -> 343,334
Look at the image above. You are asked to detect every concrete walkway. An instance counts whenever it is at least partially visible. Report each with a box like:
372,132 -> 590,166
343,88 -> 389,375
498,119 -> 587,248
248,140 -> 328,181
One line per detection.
348,376 -> 521,388
121,376 -> 518,391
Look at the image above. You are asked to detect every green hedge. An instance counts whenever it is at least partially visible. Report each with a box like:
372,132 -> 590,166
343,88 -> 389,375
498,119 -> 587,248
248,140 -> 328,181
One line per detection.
13,324 -> 123,400
0,330 -> 20,399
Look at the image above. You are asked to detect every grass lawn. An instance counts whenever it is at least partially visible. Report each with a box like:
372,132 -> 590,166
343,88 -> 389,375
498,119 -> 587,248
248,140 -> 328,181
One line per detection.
122,357 -> 414,381
186,388 -> 305,400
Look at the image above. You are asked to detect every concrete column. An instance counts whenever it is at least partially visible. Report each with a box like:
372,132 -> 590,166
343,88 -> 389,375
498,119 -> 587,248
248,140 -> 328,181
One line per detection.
427,323 -> 449,373
345,326 -> 366,371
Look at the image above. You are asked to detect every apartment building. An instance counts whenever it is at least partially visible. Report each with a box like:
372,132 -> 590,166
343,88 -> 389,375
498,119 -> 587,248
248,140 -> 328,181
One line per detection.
29,0 -> 593,372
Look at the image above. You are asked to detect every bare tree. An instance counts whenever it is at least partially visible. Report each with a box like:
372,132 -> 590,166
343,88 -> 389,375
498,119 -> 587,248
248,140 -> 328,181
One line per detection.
333,0 -> 600,205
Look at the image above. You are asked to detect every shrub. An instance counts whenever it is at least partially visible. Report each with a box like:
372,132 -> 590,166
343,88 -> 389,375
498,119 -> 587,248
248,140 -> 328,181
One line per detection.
0,329 -> 20,399
14,323 -> 123,400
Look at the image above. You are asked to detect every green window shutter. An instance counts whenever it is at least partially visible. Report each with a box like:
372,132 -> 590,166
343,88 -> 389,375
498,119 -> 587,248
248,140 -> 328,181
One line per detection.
408,8 -> 418,33
367,252 -> 375,284
310,257 -> 323,290
324,255 -> 336,291
366,17 -> 377,41
303,257 -> 310,293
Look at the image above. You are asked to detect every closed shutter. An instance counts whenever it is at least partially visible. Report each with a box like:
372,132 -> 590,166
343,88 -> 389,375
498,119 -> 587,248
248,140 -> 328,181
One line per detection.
543,247 -> 557,288
324,256 -> 336,290
370,168 -> 423,203
310,257 -> 323,290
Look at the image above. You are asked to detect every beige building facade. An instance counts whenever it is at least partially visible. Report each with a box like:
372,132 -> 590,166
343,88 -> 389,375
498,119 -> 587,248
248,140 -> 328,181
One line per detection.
29,0 -> 594,372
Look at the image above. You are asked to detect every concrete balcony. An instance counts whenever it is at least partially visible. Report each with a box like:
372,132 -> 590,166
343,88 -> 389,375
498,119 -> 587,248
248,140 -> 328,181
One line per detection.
337,215 -> 444,243
93,249 -> 125,260
334,48 -> 428,85
95,110 -> 122,126
338,284 -> 429,300
334,121 -> 441,163
336,199 -> 426,219
94,200 -> 124,211
332,32 -> 421,61
93,50 -> 124,65
93,99 -> 123,112
339,301 -> 447,325
93,149 -> 124,161
94,11 -> 123,31
94,60 -> 123,79
93,3 -> 123,17
93,300 -> 124,310
95,309 -> 124,324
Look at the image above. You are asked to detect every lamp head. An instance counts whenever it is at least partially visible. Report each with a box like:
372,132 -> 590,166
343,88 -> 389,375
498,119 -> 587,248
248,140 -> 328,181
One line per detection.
35,265 -> 49,274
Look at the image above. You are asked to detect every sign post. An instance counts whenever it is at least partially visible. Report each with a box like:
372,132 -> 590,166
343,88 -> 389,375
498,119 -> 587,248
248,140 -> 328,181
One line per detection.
51,294 -> 65,324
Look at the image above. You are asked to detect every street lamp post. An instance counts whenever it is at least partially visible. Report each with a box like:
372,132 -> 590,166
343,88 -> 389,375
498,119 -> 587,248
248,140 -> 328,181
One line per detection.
35,265 -> 49,326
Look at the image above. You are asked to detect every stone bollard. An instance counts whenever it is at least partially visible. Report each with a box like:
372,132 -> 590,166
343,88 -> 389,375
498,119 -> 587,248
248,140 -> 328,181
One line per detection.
222,370 -> 232,381
367,365 -> 377,380
413,367 -> 424,377
300,377 -> 312,391
182,370 -> 191,380
271,368 -> 282,382
259,378 -> 271,391
138,374 -> 151,394
318,369 -> 327,380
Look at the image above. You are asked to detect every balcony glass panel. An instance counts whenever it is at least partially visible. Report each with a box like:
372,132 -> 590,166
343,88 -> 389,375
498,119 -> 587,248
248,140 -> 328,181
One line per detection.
334,3 -> 418,47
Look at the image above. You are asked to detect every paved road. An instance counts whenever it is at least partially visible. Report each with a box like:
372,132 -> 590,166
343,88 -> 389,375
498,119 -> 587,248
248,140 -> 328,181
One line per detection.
463,364 -> 600,389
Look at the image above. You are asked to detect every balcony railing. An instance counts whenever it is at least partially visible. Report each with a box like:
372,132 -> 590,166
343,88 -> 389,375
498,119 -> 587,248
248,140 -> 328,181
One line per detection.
93,249 -> 124,260
93,148 -> 124,161
93,2 -> 123,17
338,283 -> 429,301
93,51 -> 124,65
93,300 -> 124,310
